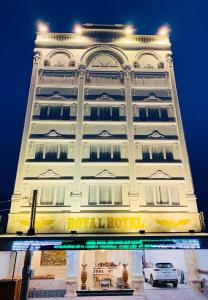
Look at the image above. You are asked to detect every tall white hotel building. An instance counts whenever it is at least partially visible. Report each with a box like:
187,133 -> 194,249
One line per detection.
7,24 -> 201,234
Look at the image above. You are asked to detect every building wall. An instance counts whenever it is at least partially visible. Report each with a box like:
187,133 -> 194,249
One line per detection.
7,25 -> 200,233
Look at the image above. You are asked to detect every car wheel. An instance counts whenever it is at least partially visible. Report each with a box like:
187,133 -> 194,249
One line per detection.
150,275 -> 156,287
173,283 -> 177,288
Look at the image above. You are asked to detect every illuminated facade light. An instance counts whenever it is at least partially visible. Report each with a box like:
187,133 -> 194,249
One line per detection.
125,25 -> 134,35
157,25 -> 171,35
74,24 -> 82,33
37,21 -> 49,33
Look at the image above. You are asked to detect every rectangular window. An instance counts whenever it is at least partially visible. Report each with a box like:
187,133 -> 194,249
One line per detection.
38,185 -> 65,205
89,144 -> 121,161
88,185 -> 122,205
145,185 -> 180,206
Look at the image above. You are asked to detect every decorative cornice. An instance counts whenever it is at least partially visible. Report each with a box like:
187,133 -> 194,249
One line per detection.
35,33 -> 171,51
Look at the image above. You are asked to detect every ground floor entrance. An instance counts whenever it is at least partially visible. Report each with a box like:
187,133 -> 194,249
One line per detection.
1,248 -> 208,299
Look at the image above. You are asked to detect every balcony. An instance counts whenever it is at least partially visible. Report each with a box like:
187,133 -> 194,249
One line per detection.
38,76 -> 78,86
85,72 -> 123,87
132,76 -> 170,88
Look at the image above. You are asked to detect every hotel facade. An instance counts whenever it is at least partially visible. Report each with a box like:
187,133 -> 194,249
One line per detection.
3,24 -> 203,297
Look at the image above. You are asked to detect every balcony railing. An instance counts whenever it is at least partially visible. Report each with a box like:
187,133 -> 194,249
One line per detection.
132,77 -> 170,87
38,76 -> 78,85
85,77 -> 123,86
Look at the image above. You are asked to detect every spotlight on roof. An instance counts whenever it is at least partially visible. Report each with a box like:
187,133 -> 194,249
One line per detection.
74,24 -> 82,33
37,21 -> 49,33
125,25 -> 134,35
157,25 -> 171,35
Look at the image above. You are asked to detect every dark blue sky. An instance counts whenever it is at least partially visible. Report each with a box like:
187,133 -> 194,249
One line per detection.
0,0 -> 207,220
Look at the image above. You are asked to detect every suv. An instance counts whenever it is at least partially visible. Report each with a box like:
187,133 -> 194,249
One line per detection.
144,262 -> 178,287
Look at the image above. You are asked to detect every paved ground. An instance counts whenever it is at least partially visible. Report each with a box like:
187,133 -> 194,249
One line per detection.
29,283 -> 208,300
29,288 -> 208,300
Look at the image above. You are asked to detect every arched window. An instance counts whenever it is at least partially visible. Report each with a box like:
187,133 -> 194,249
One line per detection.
90,54 -> 120,68
46,52 -> 74,67
135,53 -> 159,69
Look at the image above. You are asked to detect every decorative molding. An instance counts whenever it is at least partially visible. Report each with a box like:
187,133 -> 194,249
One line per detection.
44,130 -> 62,137
33,51 -> 41,64
95,170 -> 116,178
147,130 -> 165,139
143,94 -> 163,102
149,170 -> 171,179
96,94 -> 114,102
49,93 -> 66,100
97,130 -> 112,137
38,169 -> 61,178
53,61 -> 65,67
144,64 -> 154,69
34,102 -> 40,112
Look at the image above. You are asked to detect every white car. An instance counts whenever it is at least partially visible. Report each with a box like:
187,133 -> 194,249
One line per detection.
144,262 -> 178,287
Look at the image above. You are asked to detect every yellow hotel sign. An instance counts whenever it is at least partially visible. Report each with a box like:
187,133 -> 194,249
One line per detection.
7,212 -> 201,233
66,216 -> 144,232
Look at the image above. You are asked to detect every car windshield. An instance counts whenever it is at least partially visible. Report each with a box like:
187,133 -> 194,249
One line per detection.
155,263 -> 174,268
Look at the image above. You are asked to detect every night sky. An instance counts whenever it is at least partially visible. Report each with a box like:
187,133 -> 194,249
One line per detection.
0,0 -> 207,224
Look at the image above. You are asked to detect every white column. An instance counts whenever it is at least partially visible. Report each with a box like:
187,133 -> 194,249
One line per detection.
131,251 -> 145,299
65,251 -> 80,299
124,67 -> 139,211
71,64 -> 85,212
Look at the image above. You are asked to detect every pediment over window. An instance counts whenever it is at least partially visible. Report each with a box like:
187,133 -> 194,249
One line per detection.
149,170 -> 171,179
91,54 -> 119,68
49,93 -> 66,100
96,94 -> 114,102
95,170 -> 116,178
44,130 -> 62,137
143,94 -> 163,102
97,130 -> 112,137
38,169 -> 61,178
147,130 -> 165,139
